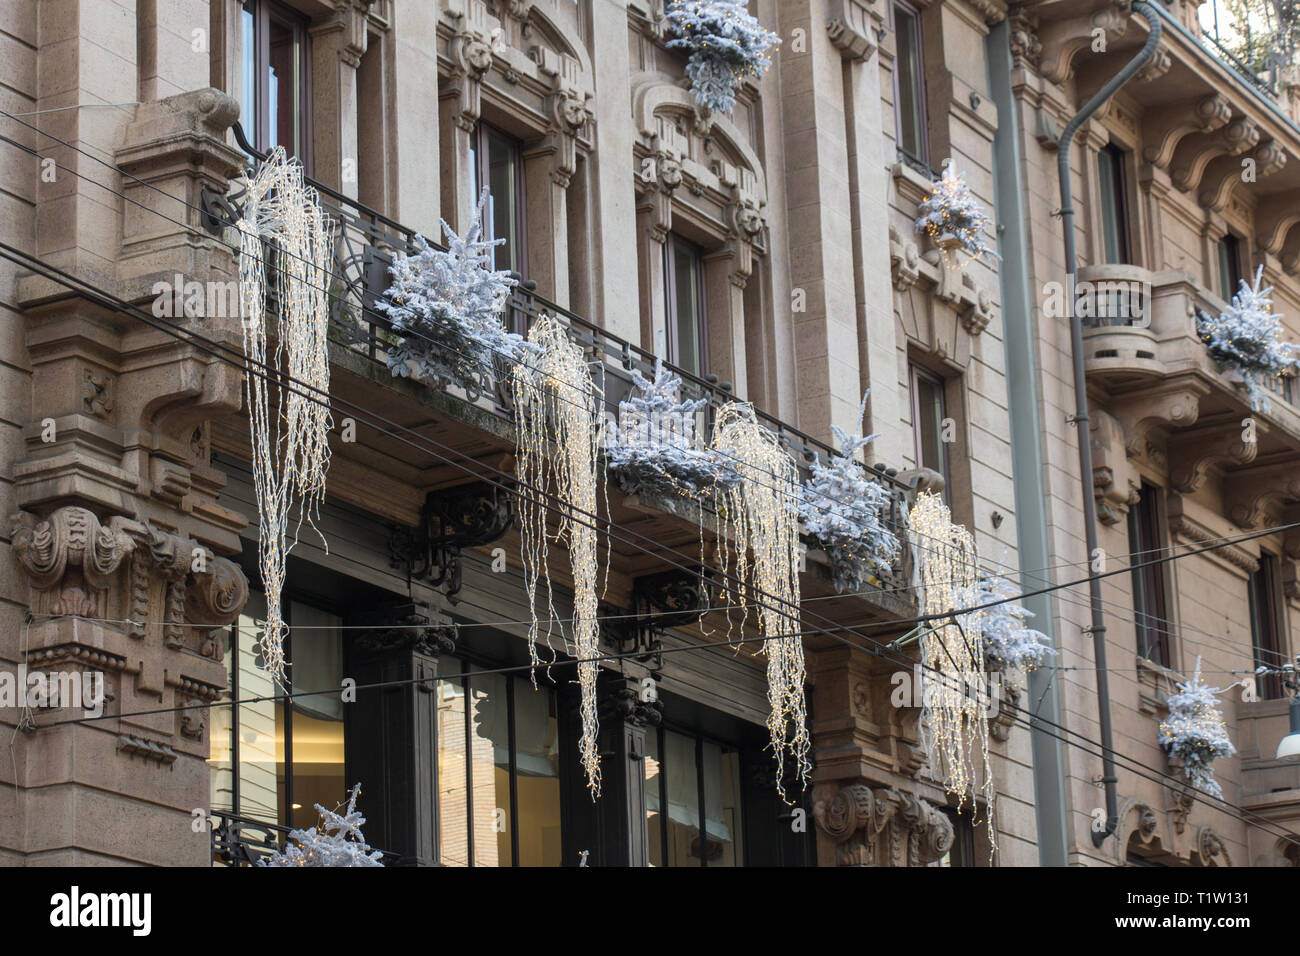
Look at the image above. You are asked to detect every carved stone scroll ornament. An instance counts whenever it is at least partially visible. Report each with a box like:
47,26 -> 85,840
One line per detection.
10,507 -> 135,616
814,783 -> 955,866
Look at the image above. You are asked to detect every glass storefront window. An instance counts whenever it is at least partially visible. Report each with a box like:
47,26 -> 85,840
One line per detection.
646,727 -> 744,866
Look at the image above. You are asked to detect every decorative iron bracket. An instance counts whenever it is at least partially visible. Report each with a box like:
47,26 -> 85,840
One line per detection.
600,569 -> 711,672
389,482 -> 514,600
355,601 -> 460,660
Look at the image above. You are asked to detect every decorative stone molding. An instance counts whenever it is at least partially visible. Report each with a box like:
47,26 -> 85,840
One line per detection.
1171,116 -> 1260,193
1168,420 -> 1260,493
814,783 -> 955,866
1091,409 -> 1140,525
1037,5 -> 1129,85
1167,495 -> 1259,574
1142,94 -> 1232,170
1114,797 -> 1166,863
1226,462 -> 1300,529
1255,199 -> 1300,256
117,734 -> 180,766
1194,825 -> 1232,866
1008,11 -> 1041,69
1199,139 -> 1288,212
826,0 -> 882,61
1136,45 -> 1172,83
10,508 -> 136,617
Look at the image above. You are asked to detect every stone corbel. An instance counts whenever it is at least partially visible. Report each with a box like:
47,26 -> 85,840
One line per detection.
447,2 -> 500,131
1111,382 -> 1205,459
1142,94 -> 1232,170
1038,5 -> 1129,85
814,783 -> 954,866
826,0 -> 883,61
1114,797 -> 1166,864
1090,409 -> 1141,525
1199,140 -> 1288,213
1008,11 -> 1041,69
1170,116 -> 1261,193
890,231 -> 922,291
1168,419 -> 1261,493
1226,461 -> 1300,529
545,78 -> 594,187
1136,45 -> 1172,83
10,507 -> 136,617
1255,198 -> 1300,256
1194,825 -> 1232,866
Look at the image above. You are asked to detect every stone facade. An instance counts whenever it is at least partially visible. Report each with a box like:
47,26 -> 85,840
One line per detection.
0,0 -> 1295,867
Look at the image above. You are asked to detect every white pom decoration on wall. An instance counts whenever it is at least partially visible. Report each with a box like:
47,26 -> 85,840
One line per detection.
236,146 -> 336,687
510,314 -> 607,796
1159,657 -> 1236,800
711,402 -> 809,800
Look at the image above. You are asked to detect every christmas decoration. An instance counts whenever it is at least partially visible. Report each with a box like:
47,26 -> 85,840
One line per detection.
1196,265 -> 1300,413
974,569 -> 1056,671
710,402 -> 809,800
261,783 -> 384,867
796,390 -> 900,593
1159,658 -> 1236,800
236,147 -> 336,686
665,0 -> 780,114
605,358 -> 738,497
376,187 -> 522,395
511,314 -> 607,795
915,160 -> 998,263
909,492 -> 996,852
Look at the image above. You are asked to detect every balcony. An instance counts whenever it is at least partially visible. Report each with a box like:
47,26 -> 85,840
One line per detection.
202,135 -> 922,646
1080,263 -> 1300,530
210,809 -> 408,866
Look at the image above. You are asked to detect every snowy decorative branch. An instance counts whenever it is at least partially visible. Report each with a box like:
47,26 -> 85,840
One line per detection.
261,783 -> 384,867
974,570 -> 1056,671
1159,658 -> 1235,800
666,0 -> 780,114
795,391 -> 899,593
915,161 -> 998,263
606,359 -> 738,497
1196,265 -> 1300,413
376,187 -> 522,395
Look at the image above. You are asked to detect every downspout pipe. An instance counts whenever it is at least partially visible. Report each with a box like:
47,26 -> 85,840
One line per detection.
1055,1 -> 1162,849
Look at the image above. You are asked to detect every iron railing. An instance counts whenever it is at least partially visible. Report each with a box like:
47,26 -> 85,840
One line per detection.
210,808 -> 407,866
213,123 -> 918,594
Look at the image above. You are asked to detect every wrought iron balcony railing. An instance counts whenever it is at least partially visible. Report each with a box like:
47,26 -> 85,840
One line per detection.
206,123 -> 918,596
210,808 -> 408,866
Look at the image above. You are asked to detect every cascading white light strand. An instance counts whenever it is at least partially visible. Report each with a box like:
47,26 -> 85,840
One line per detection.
909,492 -> 996,855
710,402 -> 809,800
235,146 -> 336,687
510,314 -> 607,795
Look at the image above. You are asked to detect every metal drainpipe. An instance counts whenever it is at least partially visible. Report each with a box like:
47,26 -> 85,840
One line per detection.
1055,1 -> 1162,848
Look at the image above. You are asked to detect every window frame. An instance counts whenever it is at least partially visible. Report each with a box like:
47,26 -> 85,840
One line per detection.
242,0 -> 313,167
890,0 -> 930,169
471,122 -> 529,278
1249,549 -> 1288,700
662,233 -> 709,378
1217,232 -> 1243,302
910,363 -> 951,494
645,721 -> 746,868
1127,482 -> 1172,666
1097,142 -> 1132,265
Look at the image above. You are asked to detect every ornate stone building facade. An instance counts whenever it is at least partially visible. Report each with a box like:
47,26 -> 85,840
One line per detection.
0,0 -> 1294,866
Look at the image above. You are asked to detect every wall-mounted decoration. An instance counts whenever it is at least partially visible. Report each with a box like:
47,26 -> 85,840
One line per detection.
666,0 -> 780,114
1196,265 -> 1300,413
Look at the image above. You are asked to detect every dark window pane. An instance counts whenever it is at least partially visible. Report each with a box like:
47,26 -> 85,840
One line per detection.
663,730 -> 700,866
1218,234 -> 1242,301
513,684 -> 562,866
469,672 -> 512,865
267,18 -> 300,156
486,130 -> 520,272
1127,484 -> 1169,665
668,239 -> 703,376
646,731 -> 665,867
286,602 -> 345,831
913,368 -> 947,483
1098,145 -> 1130,264
1250,553 -> 1286,699
437,659 -> 470,866
894,4 -> 926,162
241,6 -> 256,139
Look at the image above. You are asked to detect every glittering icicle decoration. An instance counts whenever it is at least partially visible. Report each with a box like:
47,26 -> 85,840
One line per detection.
511,315 -> 606,795
1159,657 -> 1235,800
909,492 -> 995,851
261,783 -> 384,867
236,147 -> 336,686
914,160 -> 998,263
1196,265 -> 1300,413
711,402 -> 808,799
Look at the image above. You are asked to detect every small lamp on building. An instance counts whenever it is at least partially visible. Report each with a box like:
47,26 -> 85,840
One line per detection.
1274,662 -> 1300,760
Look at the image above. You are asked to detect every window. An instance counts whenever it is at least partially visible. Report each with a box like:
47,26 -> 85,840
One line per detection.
208,589 -> 345,830
645,727 -> 744,866
470,124 -> 527,275
1249,550 -> 1288,700
910,364 -> 949,492
436,658 -> 562,867
241,0 -> 311,161
938,809 -> 976,866
891,1 -> 928,167
1127,482 -> 1171,666
1217,233 -> 1243,301
1097,143 -> 1131,264
663,234 -> 707,377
